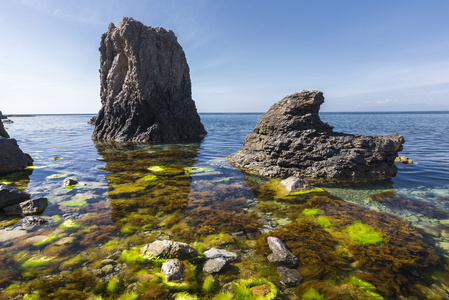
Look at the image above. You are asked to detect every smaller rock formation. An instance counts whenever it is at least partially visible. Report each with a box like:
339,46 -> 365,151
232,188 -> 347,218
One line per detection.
0,122 -> 33,173
277,266 -> 303,287
140,240 -> 198,258
64,178 -> 78,187
0,183 -> 30,210
395,155 -> 414,164
267,236 -> 299,267
227,90 -> 405,182
161,259 -> 184,281
3,197 -> 48,215
92,17 -> 206,142
22,216 -> 47,226
0,111 -> 6,119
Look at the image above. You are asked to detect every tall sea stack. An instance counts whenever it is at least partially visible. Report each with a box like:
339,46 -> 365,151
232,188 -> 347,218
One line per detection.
92,17 -> 206,142
227,90 -> 405,182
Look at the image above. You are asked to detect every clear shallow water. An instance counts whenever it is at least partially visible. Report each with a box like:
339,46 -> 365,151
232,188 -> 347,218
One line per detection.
1,112 -> 449,299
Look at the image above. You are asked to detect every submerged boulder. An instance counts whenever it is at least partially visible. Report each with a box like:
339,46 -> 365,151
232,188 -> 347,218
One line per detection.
227,90 -> 404,182
0,121 -> 33,174
92,17 -> 206,142
140,240 -> 198,258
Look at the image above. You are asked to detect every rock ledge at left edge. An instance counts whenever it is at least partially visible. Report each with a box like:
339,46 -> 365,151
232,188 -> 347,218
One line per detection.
0,120 -> 33,174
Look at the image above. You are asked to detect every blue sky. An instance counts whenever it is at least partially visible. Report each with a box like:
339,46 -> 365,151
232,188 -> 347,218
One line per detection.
1,0 -> 448,113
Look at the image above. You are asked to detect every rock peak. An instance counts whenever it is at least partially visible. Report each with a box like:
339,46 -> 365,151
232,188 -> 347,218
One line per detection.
92,17 -> 206,142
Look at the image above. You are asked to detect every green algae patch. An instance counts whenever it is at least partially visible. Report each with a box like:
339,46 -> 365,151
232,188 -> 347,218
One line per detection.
46,173 -> 68,179
148,166 -> 167,173
232,278 -> 279,300
302,208 -> 321,217
317,216 -> 332,228
140,174 -> 159,182
301,287 -> 326,300
23,292 -> 41,300
348,275 -> 384,299
175,292 -> 199,300
290,188 -> 325,196
51,215 -> 63,224
21,256 -> 53,269
120,247 -> 166,266
347,222 -> 384,245
201,276 -> 216,294
107,276 -> 123,295
59,219 -> 82,231
203,233 -> 234,248
216,292 -> 234,300
184,167 -> 215,174
62,199 -> 88,207
120,224 -> 139,235
25,165 -> 47,170
0,180 -> 13,185
33,234 -> 59,246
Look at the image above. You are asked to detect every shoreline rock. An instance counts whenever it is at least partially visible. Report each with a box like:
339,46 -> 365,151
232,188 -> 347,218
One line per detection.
0,121 -> 33,173
227,90 -> 405,183
92,17 -> 206,143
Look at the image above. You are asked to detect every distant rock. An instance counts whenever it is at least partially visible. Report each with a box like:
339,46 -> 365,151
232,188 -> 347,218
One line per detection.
395,155 -> 414,164
92,17 -> 206,142
0,111 -> 6,120
227,90 -> 405,182
88,115 -> 97,125
140,240 -> 198,258
0,121 -> 33,174
0,183 -> 30,210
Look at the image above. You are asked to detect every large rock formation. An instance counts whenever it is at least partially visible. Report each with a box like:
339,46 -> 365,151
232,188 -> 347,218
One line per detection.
92,17 -> 206,142
0,121 -> 33,174
227,91 -> 405,182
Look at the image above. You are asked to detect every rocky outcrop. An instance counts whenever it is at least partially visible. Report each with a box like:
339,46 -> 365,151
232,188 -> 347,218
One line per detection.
0,183 -> 30,210
92,17 -> 206,142
227,90 -> 404,182
0,121 -> 33,174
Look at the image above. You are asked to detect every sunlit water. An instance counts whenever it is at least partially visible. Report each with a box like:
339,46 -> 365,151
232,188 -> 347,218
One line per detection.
0,112 -> 448,299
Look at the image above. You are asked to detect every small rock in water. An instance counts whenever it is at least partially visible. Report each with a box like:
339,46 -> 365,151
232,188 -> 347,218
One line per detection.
267,236 -> 299,267
161,259 -> 184,281
22,216 -> 47,226
277,266 -> 303,287
395,155 -> 414,164
203,248 -> 237,262
280,177 -> 312,192
203,257 -> 227,274
64,178 -> 78,187
140,240 -> 198,258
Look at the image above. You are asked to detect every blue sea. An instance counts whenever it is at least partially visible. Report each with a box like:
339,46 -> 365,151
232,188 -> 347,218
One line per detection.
1,112 -> 449,299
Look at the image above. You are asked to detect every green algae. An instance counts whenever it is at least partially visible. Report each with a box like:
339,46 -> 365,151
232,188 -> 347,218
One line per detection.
184,167 -> 215,174
33,234 -> 59,246
148,166 -> 167,173
201,276 -> 216,294
120,290 -> 139,300
348,275 -> 384,299
23,292 -> 41,300
301,287 -> 326,300
215,291 -> 234,300
25,165 -> 47,170
59,219 -> 81,231
62,199 -> 88,207
46,173 -> 68,179
120,224 -> 139,235
204,233 -> 235,248
232,278 -> 279,300
140,174 -> 159,182
302,208 -> 321,217
317,216 -> 332,228
175,292 -> 200,300
107,276 -> 122,295
290,188 -> 325,196
21,256 -> 53,269
347,222 -> 384,245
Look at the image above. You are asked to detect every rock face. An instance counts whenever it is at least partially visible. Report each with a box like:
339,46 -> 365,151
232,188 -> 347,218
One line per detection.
92,17 -> 206,142
0,121 -> 33,174
227,91 -> 405,182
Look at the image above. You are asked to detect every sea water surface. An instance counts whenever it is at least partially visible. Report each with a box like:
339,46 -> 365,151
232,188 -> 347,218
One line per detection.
1,112 -> 449,299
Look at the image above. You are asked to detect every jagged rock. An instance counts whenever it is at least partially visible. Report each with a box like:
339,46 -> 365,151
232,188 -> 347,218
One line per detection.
203,257 -> 227,274
227,90 -> 405,182
64,178 -> 78,187
140,240 -> 198,258
0,122 -> 33,174
280,176 -> 311,192
161,259 -> 184,281
88,115 -> 97,125
92,17 -> 206,142
22,216 -> 47,226
267,236 -> 299,267
3,197 -> 48,215
203,248 -> 237,262
277,266 -> 303,287
395,155 -> 414,164
0,111 -> 6,120
0,183 -> 30,210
